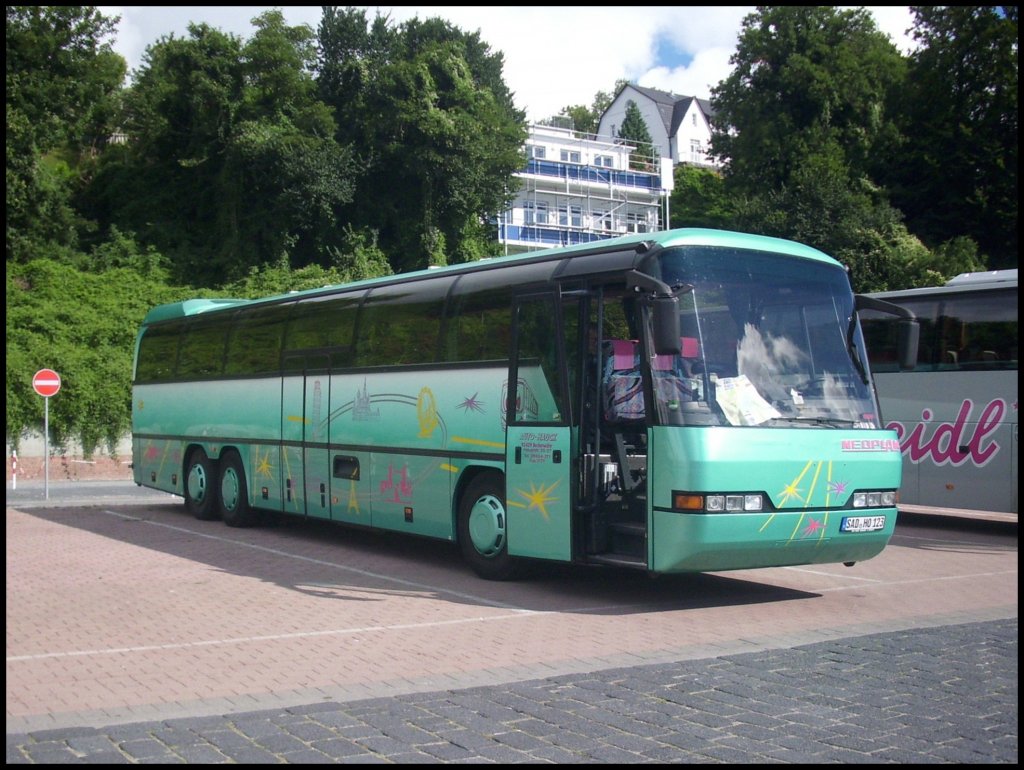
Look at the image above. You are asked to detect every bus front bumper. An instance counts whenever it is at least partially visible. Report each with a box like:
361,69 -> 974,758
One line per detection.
650,507 -> 897,573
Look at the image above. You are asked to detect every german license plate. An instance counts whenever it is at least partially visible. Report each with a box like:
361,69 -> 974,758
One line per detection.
840,515 -> 886,533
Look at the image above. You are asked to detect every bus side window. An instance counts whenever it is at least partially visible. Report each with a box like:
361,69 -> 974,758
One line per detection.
355,281 -> 449,367
177,316 -> 231,379
941,289 -> 1017,371
443,290 -> 512,363
225,304 -> 291,376
283,294 -> 360,365
136,321 -> 184,382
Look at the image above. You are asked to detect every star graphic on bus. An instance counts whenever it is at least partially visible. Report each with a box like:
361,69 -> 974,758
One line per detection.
778,481 -> 804,505
457,392 -> 485,413
515,479 -> 560,521
801,517 -> 825,537
255,450 -> 274,479
827,480 -> 848,496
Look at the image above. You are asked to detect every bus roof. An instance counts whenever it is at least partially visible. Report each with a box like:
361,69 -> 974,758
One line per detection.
945,268 -> 1017,287
868,268 -> 1018,302
142,298 -> 251,324
140,227 -> 843,325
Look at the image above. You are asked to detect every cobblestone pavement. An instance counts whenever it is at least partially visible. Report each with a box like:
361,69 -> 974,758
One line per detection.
6,618 -> 1017,764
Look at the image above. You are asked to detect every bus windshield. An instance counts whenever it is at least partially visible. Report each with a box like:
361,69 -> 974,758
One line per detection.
651,246 -> 878,428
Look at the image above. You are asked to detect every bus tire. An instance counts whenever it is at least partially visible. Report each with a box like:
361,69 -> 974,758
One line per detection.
219,450 -> 256,528
184,449 -> 218,521
457,471 -> 519,581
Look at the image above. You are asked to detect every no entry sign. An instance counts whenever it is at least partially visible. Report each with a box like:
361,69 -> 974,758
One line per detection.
32,368 -> 61,397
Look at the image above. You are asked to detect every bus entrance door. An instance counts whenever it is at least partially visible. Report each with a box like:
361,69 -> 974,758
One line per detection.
505,427 -> 572,562
505,295 -> 573,563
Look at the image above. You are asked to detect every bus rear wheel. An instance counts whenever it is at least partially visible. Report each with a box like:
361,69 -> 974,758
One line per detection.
184,449 -> 218,521
219,450 -> 258,527
457,471 -> 519,580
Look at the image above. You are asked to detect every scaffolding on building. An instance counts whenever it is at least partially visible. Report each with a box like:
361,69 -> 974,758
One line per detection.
500,124 -> 670,253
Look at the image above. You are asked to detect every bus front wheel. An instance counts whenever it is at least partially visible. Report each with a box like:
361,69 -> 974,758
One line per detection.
458,471 -> 519,580
184,449 -> 218,521
219,450 -> 257,528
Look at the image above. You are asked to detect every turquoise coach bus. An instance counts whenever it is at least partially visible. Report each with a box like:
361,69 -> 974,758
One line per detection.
132,228 -> 918,579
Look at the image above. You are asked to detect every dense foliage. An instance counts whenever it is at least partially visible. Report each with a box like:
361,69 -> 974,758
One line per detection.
5,5 -> 1018,453
881,6 -> 1018,267
84,12 -> 360,285
316,9 -> 527,271
705,6 -> 1014,284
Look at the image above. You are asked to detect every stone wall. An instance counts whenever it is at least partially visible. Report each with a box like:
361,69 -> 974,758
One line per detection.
6,434 -> 134,482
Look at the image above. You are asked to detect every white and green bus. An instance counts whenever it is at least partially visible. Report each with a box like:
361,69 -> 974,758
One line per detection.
861,269 -> 1017,520
132,228 -> 918,579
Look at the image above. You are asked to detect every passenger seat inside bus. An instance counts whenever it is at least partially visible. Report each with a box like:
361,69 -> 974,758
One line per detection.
602,338 -> 700,422
600,339 -> 646,496
602,339 -> 644,422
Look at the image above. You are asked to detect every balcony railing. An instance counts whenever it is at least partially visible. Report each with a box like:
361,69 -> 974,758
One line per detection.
497,223 -> 633,248
522,159 -> 661,190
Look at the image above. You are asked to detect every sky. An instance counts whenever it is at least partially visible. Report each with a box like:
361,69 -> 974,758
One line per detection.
98,6 -> 918,123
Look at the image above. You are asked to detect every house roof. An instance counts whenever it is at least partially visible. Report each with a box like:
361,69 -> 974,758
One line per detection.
619,84 -> 715,136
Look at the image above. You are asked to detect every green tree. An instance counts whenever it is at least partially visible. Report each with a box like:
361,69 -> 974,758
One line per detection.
707,6 -> 924,288
617,99 -> 656,170
6,5 -> 125,263
710,6 -> 905,195
87,11 -> 358,286
881,6 -> 1018,269
555,80 -> 625,134
729,150 -> 915,291
669,165 -> 736,229
317,9 -> 526,272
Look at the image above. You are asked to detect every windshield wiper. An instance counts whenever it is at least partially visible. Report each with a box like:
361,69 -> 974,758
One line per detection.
769,417 -> 858,428
845,314 -> 869,385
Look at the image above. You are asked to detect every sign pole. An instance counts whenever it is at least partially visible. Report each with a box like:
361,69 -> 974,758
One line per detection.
44,396 -> 50,499
32,369 -> 62,500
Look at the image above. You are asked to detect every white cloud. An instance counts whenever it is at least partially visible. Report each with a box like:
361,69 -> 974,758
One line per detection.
99,6 -> 917,122
639,47 -> 737,101
861,6 -> 918,53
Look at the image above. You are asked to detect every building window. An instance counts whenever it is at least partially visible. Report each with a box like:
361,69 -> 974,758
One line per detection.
594,155 -> 613,168
560,149 -> 581,164
559,205 -> 582,228
626,213 -> 649,233
528,145 -> 546,159
524,201 -> 550,225
593,210 -> 612,230
692,113 -> 698,127
690,140 -> 702,162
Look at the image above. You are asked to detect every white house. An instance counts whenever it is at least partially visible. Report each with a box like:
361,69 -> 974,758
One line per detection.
597,84 -> 717,168
497,123 -> 674,253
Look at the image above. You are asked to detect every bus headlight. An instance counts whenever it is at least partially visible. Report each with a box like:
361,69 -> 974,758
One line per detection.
853,491 -> 897,508
674,492 -> 765,513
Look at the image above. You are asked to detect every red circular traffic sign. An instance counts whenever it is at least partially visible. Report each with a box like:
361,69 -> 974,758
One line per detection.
32,368 -> 61,397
